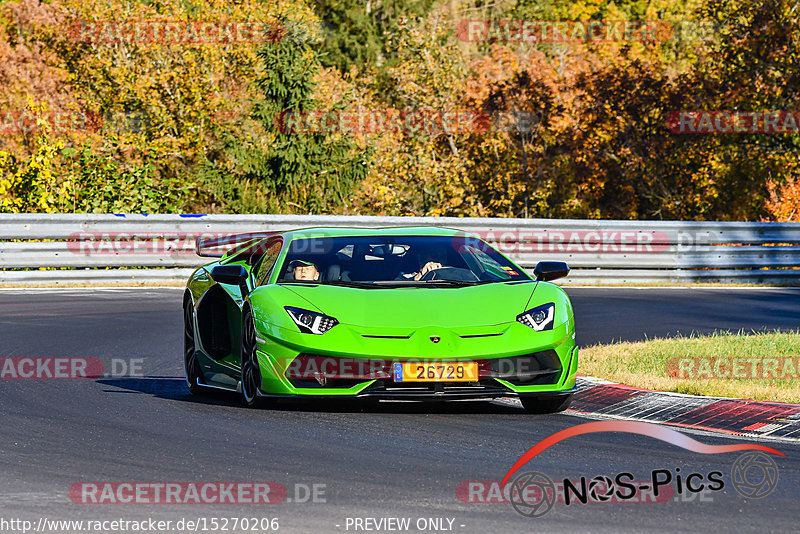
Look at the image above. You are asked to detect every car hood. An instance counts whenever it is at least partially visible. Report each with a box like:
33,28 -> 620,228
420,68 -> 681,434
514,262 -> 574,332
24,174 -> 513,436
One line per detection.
279,282 -> 538,328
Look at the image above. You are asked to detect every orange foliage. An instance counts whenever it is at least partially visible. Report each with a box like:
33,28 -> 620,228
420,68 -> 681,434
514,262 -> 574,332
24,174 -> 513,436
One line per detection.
766,178 -> 800,222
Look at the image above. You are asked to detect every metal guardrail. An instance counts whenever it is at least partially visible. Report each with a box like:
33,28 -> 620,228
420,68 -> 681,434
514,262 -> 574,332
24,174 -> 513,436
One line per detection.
1,214 -> 799,284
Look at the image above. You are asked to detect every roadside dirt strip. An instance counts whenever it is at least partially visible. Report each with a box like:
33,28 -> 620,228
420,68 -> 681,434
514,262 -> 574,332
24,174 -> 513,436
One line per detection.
569,377 -> 800,442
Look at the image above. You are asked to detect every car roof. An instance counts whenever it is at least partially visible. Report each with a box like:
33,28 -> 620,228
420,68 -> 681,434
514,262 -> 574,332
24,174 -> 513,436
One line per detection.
219,227 -> 480,261
279,226 -> 472,240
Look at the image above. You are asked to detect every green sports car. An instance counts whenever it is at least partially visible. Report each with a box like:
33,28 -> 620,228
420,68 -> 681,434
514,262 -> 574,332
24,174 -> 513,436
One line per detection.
183,227 -> 577,413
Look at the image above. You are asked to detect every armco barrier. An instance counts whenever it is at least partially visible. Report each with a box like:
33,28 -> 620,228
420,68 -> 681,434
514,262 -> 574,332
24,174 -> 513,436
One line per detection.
0,214 -> 798,284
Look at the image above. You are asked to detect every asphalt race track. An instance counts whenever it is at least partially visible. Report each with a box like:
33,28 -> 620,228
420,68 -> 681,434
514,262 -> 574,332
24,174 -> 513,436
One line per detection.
1,287 -> 799,533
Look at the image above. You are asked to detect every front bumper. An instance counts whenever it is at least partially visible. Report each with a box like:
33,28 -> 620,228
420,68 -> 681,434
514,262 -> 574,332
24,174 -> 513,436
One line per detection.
253,317 -> 578,400
257,384 -> 579,401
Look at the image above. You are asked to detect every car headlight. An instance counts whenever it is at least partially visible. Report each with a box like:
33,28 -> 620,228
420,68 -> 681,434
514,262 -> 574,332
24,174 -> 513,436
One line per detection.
285,306 -> 339,334
516,303 -> 555,331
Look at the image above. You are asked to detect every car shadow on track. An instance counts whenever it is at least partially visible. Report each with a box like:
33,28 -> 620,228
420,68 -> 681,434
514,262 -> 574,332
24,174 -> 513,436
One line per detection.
97,377 -> 526,414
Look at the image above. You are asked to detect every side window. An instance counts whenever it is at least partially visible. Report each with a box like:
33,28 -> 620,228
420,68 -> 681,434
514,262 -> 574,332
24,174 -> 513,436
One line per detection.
256,241 -> 283,286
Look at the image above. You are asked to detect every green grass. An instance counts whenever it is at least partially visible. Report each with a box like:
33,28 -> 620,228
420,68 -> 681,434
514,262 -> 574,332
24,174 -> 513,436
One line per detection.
580,330 -> 800,404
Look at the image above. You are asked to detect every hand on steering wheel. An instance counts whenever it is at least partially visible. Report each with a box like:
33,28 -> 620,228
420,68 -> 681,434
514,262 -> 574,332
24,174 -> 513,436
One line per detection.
414,261 -> 442,281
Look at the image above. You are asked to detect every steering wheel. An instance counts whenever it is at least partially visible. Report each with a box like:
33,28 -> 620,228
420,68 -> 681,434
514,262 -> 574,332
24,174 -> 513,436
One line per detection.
419,267 -> 478,282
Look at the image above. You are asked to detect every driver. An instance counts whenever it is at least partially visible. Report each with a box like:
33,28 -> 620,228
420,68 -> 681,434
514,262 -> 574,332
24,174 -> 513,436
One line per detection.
290,259 -> 321,281
396,247 -> 448,281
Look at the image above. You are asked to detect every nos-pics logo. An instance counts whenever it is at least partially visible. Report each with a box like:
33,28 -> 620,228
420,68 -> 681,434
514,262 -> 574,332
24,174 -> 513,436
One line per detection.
503,421 -> 783,518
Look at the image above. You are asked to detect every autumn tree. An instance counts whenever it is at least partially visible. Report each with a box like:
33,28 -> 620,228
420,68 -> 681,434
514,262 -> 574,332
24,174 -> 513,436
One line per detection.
200,19 -> 370,213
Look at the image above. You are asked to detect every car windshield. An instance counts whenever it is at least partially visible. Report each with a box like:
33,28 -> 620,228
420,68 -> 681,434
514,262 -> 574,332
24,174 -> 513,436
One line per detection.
276,235 -> 531,286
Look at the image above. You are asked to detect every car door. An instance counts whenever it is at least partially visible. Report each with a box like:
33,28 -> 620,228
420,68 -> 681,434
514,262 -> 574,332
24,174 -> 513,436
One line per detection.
222,237 -> 283,381
195,238 -> 281,387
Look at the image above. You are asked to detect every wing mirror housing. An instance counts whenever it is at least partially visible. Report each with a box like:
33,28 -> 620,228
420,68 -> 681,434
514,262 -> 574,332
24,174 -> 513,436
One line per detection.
533,261 -> 570,282
210,264 -> 249,295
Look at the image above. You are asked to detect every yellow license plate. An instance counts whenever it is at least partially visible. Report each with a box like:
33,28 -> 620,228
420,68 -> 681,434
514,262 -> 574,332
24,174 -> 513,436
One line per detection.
393,362 -> 479,382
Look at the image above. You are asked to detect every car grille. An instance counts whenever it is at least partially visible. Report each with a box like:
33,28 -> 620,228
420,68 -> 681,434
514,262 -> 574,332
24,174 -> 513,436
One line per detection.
284,350 -> 563,390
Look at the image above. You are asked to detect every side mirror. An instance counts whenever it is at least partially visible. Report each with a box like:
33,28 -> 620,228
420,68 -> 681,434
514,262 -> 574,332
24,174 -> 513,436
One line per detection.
210,264 -> 249,295
533,261 -> 570,282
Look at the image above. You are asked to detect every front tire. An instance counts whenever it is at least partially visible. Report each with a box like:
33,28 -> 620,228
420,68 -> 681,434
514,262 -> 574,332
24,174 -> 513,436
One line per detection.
240,306 -> 264,408
184,296 -> 203,395
520,394 -> 573,414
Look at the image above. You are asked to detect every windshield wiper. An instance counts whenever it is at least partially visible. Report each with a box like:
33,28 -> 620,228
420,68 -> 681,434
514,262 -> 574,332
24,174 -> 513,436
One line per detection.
319,280 -> 377,289
423,279 -> 482,286
369,279 -> 482,287
369,280 -> 425,287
